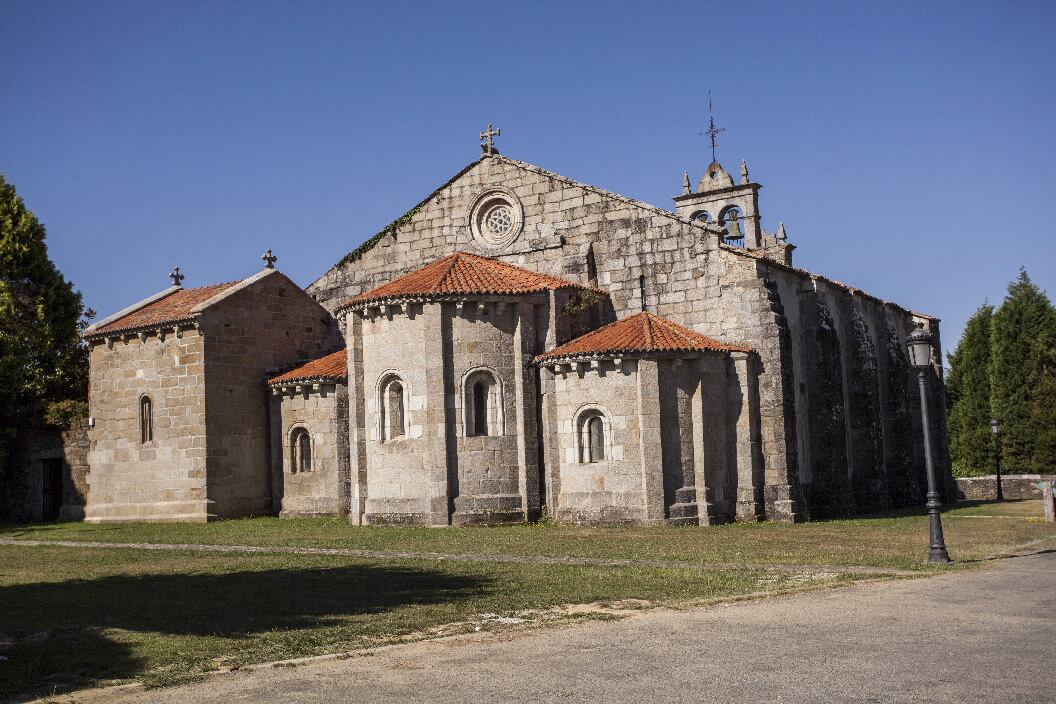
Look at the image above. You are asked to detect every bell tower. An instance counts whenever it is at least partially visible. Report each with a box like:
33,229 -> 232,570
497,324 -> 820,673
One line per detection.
673,100 -> 794,264
673,159 -> 763,248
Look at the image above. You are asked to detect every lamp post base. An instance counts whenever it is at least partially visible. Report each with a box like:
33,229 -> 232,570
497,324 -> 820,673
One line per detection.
929,547 -> 951,563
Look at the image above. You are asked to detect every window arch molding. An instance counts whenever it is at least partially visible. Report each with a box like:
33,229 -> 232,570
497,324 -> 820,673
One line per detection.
690,210 -> 712,224
572,404 -> 612,464
460,366 -> 505,438
376,370 -> 409,442
288,425 -> 314,473
139,394 -> 154,444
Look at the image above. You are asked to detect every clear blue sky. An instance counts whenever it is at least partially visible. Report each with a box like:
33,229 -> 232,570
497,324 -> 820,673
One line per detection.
3,0 -> 1054,355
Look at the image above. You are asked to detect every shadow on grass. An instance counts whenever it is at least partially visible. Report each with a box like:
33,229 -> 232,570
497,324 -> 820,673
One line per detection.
0,563 -> 490,701
805,499 -> 1016,524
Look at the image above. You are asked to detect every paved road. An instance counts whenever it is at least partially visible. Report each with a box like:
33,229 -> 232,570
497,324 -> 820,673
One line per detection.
95,552 -> 1056,704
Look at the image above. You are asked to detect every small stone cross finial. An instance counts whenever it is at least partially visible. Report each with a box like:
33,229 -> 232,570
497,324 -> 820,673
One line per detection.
262,249 -> 278,269
480,123 -> 501,155
169,266 -> 185,286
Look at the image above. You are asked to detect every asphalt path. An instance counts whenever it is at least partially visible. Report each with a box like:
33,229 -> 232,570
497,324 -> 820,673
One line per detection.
71,551 -> 1056,704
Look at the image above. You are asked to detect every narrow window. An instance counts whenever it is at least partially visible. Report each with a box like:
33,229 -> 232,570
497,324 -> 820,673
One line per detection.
578,410 -> 607,463
298,430 -> 312,472
587,416 -> 605,462
139,396 -> 153,443
464,370 -> 501,438
290,428 -> 313,472
585,243 -> 598,287
472,381 -> 489,436
380,376 -> 406,442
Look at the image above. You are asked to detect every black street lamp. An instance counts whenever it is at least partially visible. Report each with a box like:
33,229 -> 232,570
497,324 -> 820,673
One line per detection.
990,418 -> 1004,501
907,322 -> 951,564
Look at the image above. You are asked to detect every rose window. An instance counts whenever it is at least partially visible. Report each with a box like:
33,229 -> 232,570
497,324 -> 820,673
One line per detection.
468,191 -> 523,248
484,205 -> 513,237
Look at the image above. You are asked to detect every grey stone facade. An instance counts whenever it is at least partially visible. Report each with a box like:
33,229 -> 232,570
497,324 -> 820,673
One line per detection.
270,383 -> 348,517
76,148 -> 951,525
1,420 -> 90,522
83,269 -> 340,522
306,152 -> 950,523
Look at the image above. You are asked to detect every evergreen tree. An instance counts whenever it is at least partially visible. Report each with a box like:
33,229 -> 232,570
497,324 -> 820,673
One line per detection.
990,269 -> 1055,473
945,304 -> 995,476
1028,323 -> 1056,474
0,174 -> 89,465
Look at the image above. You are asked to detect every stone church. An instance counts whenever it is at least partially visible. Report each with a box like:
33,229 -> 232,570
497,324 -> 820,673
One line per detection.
80,132 -> 951,525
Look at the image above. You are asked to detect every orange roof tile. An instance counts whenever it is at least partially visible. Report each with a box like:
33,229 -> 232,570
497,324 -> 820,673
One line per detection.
92,281 -> 241,336
536,312 -> 753,362
341,252 -> 602,307
268,350 -> 347,385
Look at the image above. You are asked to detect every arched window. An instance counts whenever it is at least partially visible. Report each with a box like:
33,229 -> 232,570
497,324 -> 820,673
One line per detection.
139,396 -> 153,443
690,210 -> 711,224
291,427 -> 312,472
576,409 -> 608,463
379,375 -> 406,442
463,369 -> 502,437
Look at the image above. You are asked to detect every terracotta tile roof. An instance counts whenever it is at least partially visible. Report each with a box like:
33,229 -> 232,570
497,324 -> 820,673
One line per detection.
92,282 -> 241,336
536,312 -> 753,363
341,252 -> 603,308
268,350 -> 347,385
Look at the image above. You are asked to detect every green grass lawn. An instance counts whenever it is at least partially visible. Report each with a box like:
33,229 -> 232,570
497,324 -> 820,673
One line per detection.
4,499 -> 1054,570
1,499 -> 1053,700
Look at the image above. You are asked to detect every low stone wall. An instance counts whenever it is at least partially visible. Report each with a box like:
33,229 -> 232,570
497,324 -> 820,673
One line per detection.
1,420 -> 90,522
955,474 -> 1056,501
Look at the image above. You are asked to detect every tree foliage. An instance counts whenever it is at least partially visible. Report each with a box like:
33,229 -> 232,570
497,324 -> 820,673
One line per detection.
945,304 -> 995,477
948,269 -> 1056,477
0,174 -> 89,456
1028,323 -> 1056,474
989,270 -> 1055,474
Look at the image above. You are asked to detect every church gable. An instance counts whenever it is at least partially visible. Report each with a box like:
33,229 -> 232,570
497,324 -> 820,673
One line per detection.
307,154 -> 714,317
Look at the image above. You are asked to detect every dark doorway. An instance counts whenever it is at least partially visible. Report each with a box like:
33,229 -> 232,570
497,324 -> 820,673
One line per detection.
42,458 -> 64,521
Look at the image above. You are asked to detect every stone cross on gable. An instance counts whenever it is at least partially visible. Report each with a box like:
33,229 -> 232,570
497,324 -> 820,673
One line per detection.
262,249 -> 278,269
169,266 -> 185,286
480,123 -> 501,155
